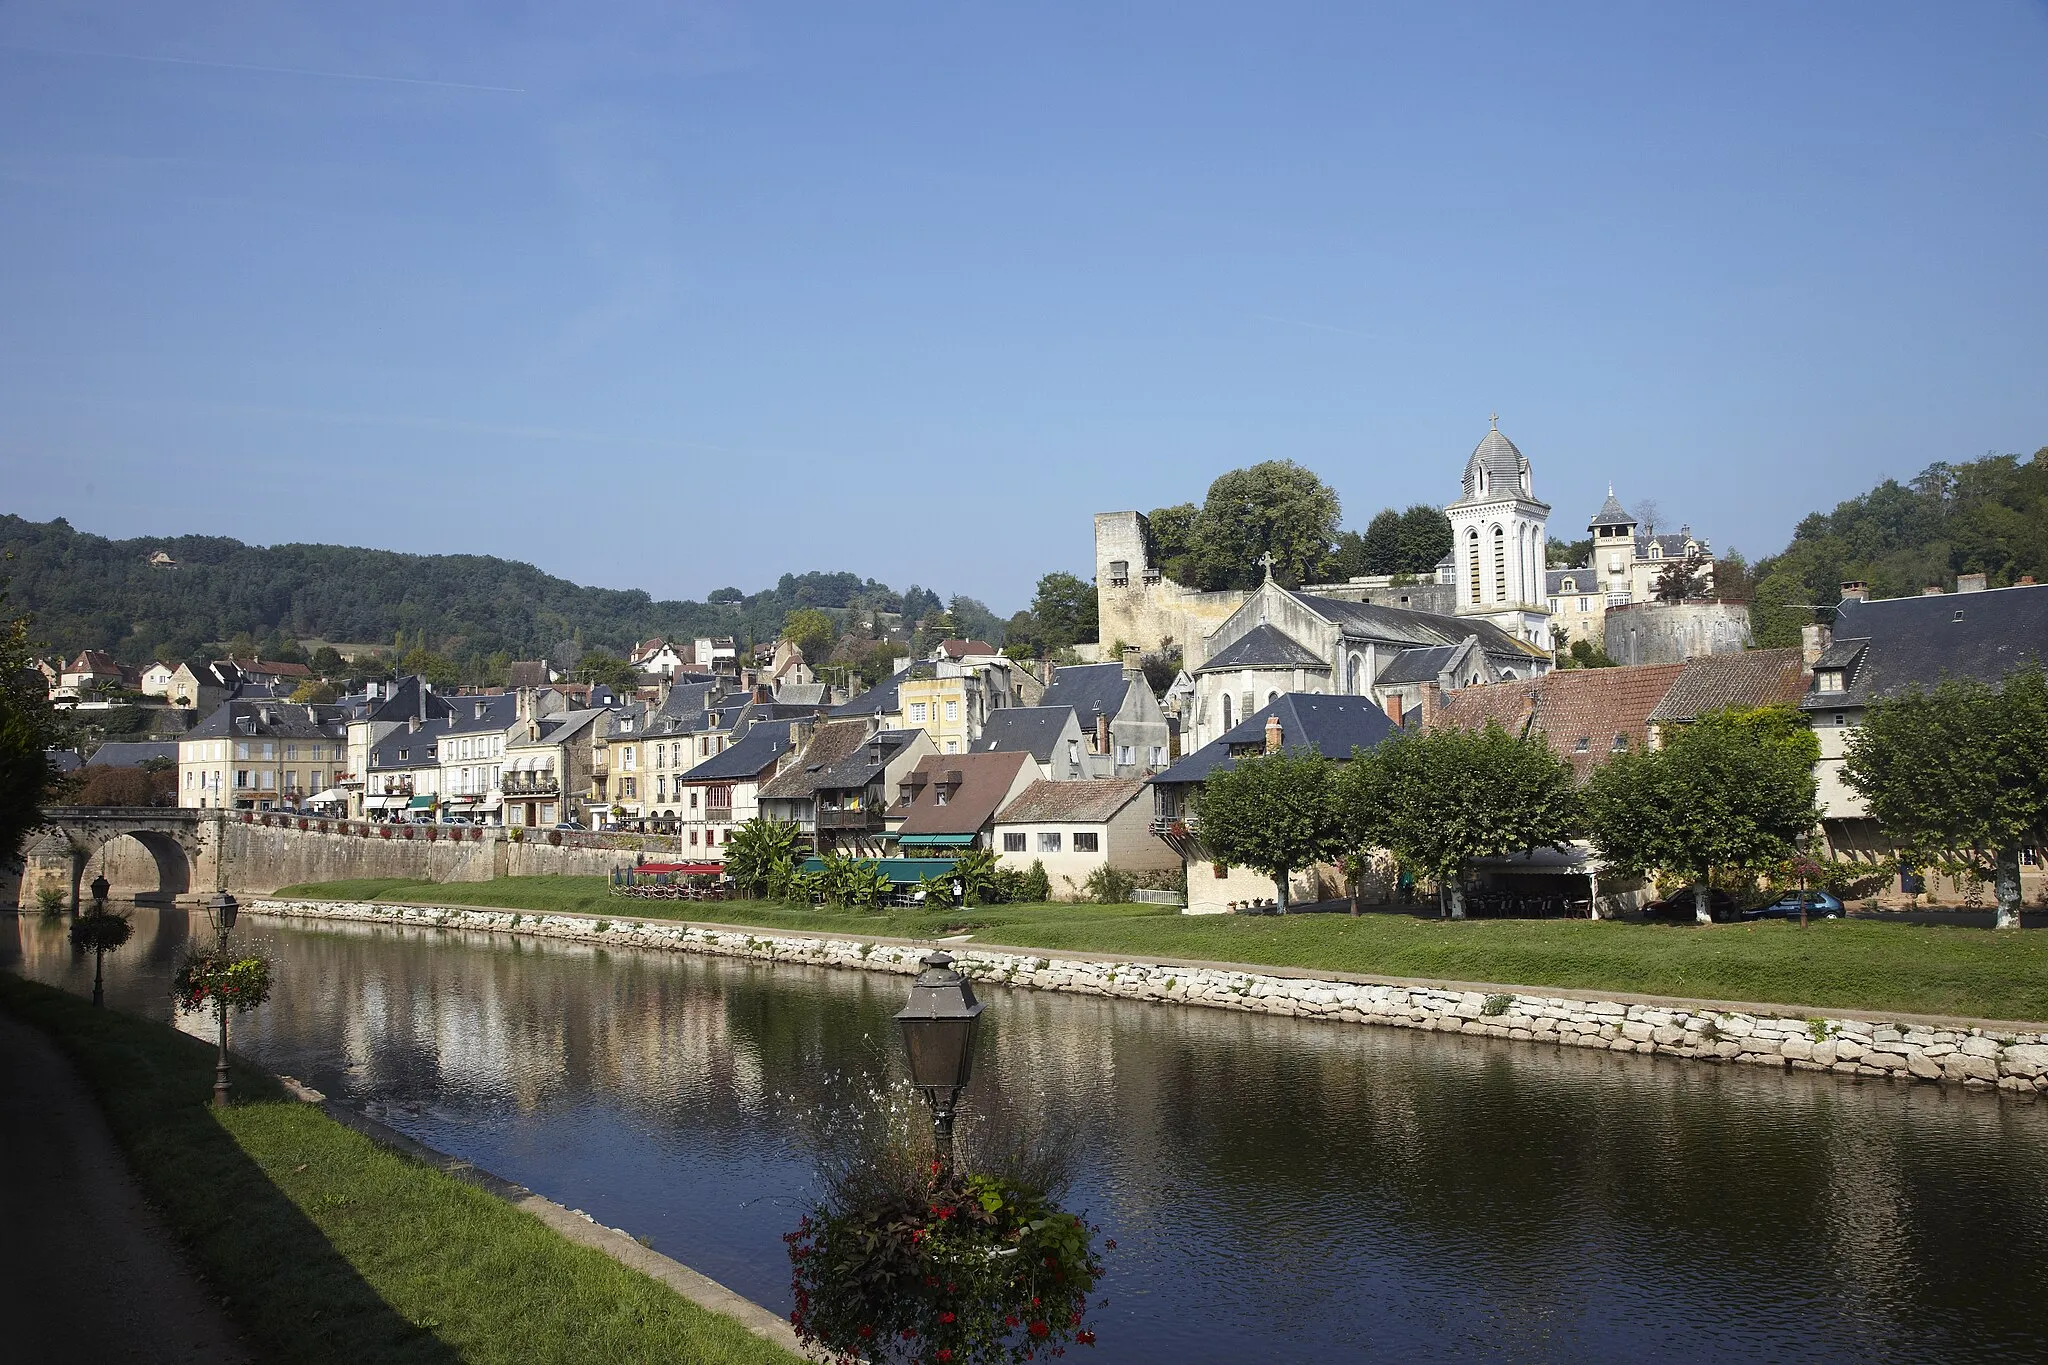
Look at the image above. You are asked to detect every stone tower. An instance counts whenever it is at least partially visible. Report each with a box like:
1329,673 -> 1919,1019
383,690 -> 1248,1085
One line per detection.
1444,418 -> 1552,648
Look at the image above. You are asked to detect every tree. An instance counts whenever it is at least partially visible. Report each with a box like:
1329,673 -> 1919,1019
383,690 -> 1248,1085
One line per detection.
724,817 -> 803,898
1357,509 -> 1406,575
1652,555 -> 1711,604
1,581 -> 61,868
289,678 -> 338,704
1028,572 -> 1097,650
1748,572 -> 1814,651
1183,461 -> 1342,590
1566,639 -> 1619,669
572,650 -> 638,689
1393,505 -> 1454,575
1341,724 -> 1581,919
69,765 -> 177,807
707,586 -> 745,604
398,646 -> 460,688
1548,535 -> 1593,568
782,608 -> 837,667
1632,500 -> 1662,540
1843,666 -> 2048,929
308,646 -> 344,676
1191,748 -> 1343,911
1585,706 -> 1819,924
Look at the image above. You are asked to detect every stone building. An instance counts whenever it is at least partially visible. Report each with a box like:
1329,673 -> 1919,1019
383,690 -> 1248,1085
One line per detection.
1602,601 -> 1753,666
1092,511 -> 1251,666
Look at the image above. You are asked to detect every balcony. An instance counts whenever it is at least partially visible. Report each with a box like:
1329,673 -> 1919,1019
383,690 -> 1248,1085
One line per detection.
818,807 -> 886,832
502,774 -> 559,797
705,806 -> 733,824
1149,815 -> 1192,838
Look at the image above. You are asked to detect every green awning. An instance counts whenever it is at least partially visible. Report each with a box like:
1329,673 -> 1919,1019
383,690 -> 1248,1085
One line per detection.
897,833 -> 976,847
408,794 -> 437,809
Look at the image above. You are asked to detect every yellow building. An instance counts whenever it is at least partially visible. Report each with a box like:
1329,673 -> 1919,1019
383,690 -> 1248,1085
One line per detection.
898,672 -> 973,755
178,699 -> 350,811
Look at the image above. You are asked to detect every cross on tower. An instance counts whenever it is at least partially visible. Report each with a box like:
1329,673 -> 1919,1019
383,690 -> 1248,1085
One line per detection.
1489,411 -> 1499,430
1257,550 -> 1275,580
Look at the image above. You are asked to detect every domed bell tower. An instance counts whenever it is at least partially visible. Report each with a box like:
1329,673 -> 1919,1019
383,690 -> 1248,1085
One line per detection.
1444,415 -> 1553,647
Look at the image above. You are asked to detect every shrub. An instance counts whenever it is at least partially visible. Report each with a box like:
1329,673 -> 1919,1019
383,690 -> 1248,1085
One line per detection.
1081,865 -> 1137,905
1482,993 -> 1513,1017
35,884 -> 65,914
508,826 -> 525,844
547,830 -> 563,847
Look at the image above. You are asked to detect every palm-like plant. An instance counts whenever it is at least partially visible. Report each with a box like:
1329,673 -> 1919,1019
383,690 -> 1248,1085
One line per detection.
724,817 -> 804,898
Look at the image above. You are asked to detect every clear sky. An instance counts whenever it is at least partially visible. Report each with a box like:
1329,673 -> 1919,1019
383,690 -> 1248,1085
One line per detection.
3,2 -> 2044,613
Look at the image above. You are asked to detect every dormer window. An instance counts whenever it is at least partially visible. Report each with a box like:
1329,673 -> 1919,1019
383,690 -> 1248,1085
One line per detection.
1611,734 -> 1629,752
1816,670 -> 1844,693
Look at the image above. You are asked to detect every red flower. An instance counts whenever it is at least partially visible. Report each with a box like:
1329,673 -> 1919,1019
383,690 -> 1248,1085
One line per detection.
939,1311 -> 956,1324
1104,1239 -> 1117,1250
1005,1314 -> 1020,1328
857,1325 -> 874,1339
1077,1330 -> 1096,1345
1029,1320 -> 1050,1339
1070,1312 -> 1082,1325
938,1353 -> 952,1362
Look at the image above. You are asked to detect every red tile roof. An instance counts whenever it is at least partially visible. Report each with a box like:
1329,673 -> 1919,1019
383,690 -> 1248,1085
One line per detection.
1431,663 -> 1688,783
895,751 -> 1033,835
1646,648 -> 1809,723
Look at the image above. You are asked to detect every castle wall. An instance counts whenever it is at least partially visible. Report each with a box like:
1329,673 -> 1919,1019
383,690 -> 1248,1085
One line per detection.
1603,602 -> 1753,666
1093,512 -> 1248,666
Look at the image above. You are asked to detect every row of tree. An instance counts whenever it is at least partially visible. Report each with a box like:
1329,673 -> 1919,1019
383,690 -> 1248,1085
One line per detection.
1195,671 -> 2048,928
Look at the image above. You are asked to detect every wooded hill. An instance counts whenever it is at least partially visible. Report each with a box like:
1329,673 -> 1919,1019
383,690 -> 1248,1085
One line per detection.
1749,447 -> 2048,647
0,514 -> 987,668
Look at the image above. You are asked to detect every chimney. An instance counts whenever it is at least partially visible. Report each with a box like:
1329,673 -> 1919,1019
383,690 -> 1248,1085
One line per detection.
1921,585 -> 1945,595
1957,572 -> 1988,594
1517,688 -> 1539,736
1418,682 -> 1442,728
1800,623 -> 1832,667
1383,693 -> 1404,727
1264,713 -> 1283,753
753,683 -> 771,704
1095,706 -> 1110,755
1042,660 -> 1056,687
1839,581 -> 1869,602
1121,646 -> 1142,680
408,715 -> 421,733
2021,575 -> 2038,586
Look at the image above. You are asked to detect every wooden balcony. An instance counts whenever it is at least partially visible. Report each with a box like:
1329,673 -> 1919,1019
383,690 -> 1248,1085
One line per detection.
817,807 -> 886,832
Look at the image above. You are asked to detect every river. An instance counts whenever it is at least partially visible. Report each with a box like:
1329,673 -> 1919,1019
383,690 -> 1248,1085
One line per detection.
8,906 -> 2047,1362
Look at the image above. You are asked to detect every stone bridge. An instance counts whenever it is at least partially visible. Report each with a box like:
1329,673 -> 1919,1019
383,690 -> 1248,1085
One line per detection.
14,807 -> 223,911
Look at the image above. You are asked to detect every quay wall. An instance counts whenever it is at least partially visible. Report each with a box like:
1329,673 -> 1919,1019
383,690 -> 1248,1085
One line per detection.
253,897 -> 2048,1097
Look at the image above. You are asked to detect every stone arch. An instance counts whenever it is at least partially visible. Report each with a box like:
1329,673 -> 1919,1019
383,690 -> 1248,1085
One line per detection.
79,828 -> 195,906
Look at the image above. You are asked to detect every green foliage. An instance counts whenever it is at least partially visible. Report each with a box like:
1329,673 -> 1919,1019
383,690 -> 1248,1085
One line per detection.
1022,572 -> 1099,654
781,608 -> 838,666
69,905 -> 134,955
572,650 -> 640,689
172,948 -> 275,1014
1585,706 -> 1819,921
1548,535 -> 1594,568
1193,748 -> 1344,909
35,884 -> 65,914
66,764 -> 178,807
1844,665 -> 2048,926
1172,461 -> 1343,590
1010,859 -> 1051,905
0,576 -> 61,866
815,852 -> 893,909
1341,723 -> 1580,916
725,818 -> 805,898
1340,504 -> 1454,579
1081,864 -> 1138,904
1564,639 -> 1619,669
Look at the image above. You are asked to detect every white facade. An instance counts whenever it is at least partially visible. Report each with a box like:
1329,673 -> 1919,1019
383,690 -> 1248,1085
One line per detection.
1446,419 -> 1553,648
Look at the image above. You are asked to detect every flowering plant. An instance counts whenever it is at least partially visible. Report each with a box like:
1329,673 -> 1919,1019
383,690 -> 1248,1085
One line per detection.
172,949 -> 273,1015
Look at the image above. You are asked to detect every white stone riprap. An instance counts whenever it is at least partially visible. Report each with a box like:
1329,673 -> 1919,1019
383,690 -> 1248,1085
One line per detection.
253,898 -> 2048,1095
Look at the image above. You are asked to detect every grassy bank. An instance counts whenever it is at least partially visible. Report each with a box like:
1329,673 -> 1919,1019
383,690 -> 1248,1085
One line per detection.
275,876 -> 2048,1023
0,973 -> 798,1365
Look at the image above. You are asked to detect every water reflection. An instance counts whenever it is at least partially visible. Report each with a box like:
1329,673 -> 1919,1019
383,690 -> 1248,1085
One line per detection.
7,909 -> 2047,1363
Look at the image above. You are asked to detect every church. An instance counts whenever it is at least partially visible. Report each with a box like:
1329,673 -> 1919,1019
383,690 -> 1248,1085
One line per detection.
1176,420 -> 1556,752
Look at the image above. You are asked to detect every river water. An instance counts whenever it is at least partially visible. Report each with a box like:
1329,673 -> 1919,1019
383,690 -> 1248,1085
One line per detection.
8,906 -> 2048,1363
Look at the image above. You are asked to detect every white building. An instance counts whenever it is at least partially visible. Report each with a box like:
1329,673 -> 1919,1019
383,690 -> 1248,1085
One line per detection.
1444,417 -> 1553,649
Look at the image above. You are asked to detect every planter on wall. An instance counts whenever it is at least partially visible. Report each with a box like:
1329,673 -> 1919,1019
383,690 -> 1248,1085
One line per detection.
547,831 -> 563,846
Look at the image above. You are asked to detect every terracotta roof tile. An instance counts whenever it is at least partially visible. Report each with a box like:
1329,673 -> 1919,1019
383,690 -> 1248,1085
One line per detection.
994,777 -> 1149,825
1431,663 -> 1687,784
1647,648 -> 1809,723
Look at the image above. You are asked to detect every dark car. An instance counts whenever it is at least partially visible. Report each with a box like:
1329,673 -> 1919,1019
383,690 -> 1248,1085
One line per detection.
1742,890 -> 1845,921
1642,888 -> 1737,922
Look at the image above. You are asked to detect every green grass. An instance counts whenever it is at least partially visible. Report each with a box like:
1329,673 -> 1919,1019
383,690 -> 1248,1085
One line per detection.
0,973 -> 799,1365
275,875 -> 2048,1023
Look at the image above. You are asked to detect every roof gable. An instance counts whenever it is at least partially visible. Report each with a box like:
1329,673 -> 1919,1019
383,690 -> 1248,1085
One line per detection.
995,777 -> 1149,824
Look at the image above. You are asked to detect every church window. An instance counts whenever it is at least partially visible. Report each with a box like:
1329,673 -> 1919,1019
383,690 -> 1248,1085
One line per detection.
1222,694 -> 1232,730
1267,691 -> 1279,704
1467,531 -> 1481,605
1347,654 -> 1363,693
1493,526 -> 1507,601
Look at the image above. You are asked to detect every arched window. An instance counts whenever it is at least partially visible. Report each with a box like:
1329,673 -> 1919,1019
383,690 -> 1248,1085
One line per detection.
1347,653 -> 1363,693
1467,530 -> 1481,604
1267,691 -> 1279,704
1493,525 -> 1507,602
1222,693 -> 1232,731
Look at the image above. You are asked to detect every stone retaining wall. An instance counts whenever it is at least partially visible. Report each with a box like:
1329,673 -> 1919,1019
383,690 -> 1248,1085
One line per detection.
254,897 -> 2048,1096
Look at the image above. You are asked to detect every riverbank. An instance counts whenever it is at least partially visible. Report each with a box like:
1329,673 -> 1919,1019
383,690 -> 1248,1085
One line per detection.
278,875 -> 2048,1023
256,894 -> 2048,1096
0,973 -> 801,1365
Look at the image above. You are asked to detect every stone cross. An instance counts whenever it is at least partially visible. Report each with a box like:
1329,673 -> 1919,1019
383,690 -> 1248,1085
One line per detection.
1258,550 -> 1275,580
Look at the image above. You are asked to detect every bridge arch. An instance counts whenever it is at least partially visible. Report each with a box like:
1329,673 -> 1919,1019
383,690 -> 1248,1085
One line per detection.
17,809 -> 209,911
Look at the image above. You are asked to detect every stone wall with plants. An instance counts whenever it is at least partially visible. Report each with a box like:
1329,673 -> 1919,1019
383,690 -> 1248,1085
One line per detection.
253,897 -> 2048,1095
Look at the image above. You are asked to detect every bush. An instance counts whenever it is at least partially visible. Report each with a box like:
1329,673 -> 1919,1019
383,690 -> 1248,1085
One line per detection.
36,884 -> 65,914
1080,865 -> 1137,905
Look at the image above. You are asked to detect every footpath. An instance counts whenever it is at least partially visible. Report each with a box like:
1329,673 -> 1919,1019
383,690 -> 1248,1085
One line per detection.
0,1014 -> 253,1364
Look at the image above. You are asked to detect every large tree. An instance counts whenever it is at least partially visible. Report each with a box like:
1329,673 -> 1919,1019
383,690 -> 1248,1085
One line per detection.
1843,665 -> 2048,929
1027,572 -> 1098,651
1180,461 -> 1342,591
1584,706 -> 1819,924
781,608 -> 838,667
1,583 -> 60,868
1191,748 -> 1344,912
1341,724 -> 1580,919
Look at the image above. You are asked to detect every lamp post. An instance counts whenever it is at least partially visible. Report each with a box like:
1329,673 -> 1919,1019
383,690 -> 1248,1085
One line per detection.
205,890 -> 239,1108
893,951 -> 984,1173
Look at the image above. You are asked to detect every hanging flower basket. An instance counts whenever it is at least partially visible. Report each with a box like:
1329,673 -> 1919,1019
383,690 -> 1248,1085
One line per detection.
172,949 -> 273,1015
788,1168 -> 1104,1364
402,826 -> 415,840
425,827 -> 439,842
547,831 -> 563,847
240,813 -> 254,824
379,827 -> 392,840
297,818 -> 309,831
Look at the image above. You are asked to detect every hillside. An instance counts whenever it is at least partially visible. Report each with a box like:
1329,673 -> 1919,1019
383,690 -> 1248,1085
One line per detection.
0,514 -> 988,668
1749,447 -> 2048,646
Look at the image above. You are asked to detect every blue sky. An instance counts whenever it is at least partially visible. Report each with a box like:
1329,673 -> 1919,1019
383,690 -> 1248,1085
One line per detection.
2,2 -> 2044,613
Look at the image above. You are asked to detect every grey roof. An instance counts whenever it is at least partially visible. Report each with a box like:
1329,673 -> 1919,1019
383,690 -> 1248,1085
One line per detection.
1372,643 -> 1463,686
813,729 -> 924,791
1038,662 -> 1132,725
506,707 -> 610,752
758,720 -> 872,800
1151,693 -> 1400,785
1196,623 -> 1325,673
187,699 -> 350,742
1451,424 -> 1539,507
775,682 -> 831,707
370,724 -> 444,771
829,665 -> 916,719
1290,591 -> 1535,660
1547,569 -> 1595,594
1637,529 -> 1705,559
644,681 -> 718,736
1799,584 -> 2048,710
368,676 -> 454,723
46,749 -> 83,775
1588,488 -> 1634,528
87,741 -> 178,768
975,706 -> 1078,762
674,723 -> 793,782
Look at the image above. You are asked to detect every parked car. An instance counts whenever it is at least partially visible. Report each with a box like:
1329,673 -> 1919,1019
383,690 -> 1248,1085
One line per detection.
553,820 -> 587,832
1642,888 -> 1737,922
439,814 -> 472,827
1742,890 -> 1845,921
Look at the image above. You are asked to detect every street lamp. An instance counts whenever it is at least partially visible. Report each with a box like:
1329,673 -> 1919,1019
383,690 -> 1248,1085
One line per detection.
893,951 -> 984,1171
205,890 -> 238,1108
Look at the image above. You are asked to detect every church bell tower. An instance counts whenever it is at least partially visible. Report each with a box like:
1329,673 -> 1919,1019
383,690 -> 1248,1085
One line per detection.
1444,416 -> 1553,648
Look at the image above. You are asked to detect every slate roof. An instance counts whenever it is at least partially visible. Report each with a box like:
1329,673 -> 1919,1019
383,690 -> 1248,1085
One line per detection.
994,777 -> 1149,825
1150,693 -> 1400,785
506,660 -> 550,689
812,729 -> 926,792
367,676 -> 454,724
895,751 -> 1033,836
87,741 -> 178,768
1372,643 -> 1462,686
1452,424 -> 1538,507
46,749 -> 83,775
1290,592 -> 1539,659
830,665 -> 915,718
1647,649 -> 1808,724
975,707 -> 1079,762
188,699 -> 351,742
1798,584 -> 2048,710
775,682 -> 831,707
1196,623 -> 1325,673
757,721 -> 871,800
674,723 -> 793,783
1431,663 -> 1687,784
1588,488 -> 1634,528
1546,569 -> 1596,594
1039,662 -> 1131,725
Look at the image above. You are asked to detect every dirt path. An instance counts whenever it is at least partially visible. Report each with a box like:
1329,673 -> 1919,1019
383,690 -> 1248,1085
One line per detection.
0,1014 -> 254,1364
